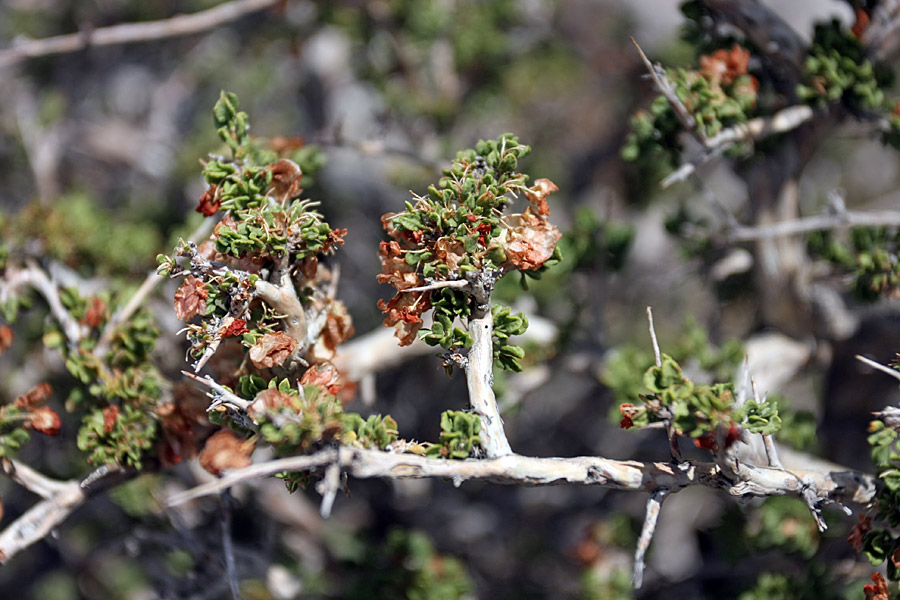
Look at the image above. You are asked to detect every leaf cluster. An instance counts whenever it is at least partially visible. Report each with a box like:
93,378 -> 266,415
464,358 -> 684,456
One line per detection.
424,410 -> 482,459
797,19 -> 893,113
808,227 -> 900,301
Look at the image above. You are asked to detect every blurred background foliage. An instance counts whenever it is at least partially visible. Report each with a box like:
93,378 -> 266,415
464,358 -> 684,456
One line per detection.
1,1 -> 899,598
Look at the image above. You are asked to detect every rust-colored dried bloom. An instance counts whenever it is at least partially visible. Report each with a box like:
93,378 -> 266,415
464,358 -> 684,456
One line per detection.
29,407 -> 61,436
699,44 -> 751,85
523,178 -> 558,217
249,331 -> 299,368
102,405 -> 119,434
196,184 -> 221,216
300,362 -> 343,396
312,301 -> 353,361
174,276 -> 209,321
0,325 -> 13,355
864,572 -> 890,600
378,292 -> 431,346
219,317 -> 249,338
377,241 -> 421,291
15,383 -> 52,409
248,388 -> 297,421
848,515 -> 873,552
852,7 -> 871,39
501,209 -> 562,271
80,297 -> 107,329
199,430 -> 254,476
268,158 -> 303,202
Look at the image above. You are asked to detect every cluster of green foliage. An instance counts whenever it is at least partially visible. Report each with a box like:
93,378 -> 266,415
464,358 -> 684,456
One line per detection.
620,354 -> 781,440
862,407 -> 900,581
797,19 -> 891,112
621,41 -> 758,170
809,227 -> 900,301
48,289 -> 163,468
378,133 -> 561,372
424,410 -> 482,459
602,319 -> 744,406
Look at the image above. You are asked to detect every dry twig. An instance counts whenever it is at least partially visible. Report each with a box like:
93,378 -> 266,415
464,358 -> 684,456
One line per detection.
0,0 -> 284,69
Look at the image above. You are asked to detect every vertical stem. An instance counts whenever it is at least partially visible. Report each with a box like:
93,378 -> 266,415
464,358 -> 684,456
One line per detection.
465,271 -> 512,457
466,311 -> 512,457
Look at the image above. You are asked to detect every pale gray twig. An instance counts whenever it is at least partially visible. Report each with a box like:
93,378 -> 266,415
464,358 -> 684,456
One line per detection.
633,489 -> 668,589
728,209 -> 900,242
856,354 -> 900,383
0,0 -> 283,69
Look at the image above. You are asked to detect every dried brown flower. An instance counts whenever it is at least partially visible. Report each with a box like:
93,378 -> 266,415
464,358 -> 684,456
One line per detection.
174,276 -> 209,321
196,184 -> 221,216
80,297 -> 107,329
198,430 -> 254,477
249,331 -> 299,368
0,325 -> 13,355
523,178 -> 558,217
15,383 -> 52,409
501,209 -> 561,271
29,407 -> 61,436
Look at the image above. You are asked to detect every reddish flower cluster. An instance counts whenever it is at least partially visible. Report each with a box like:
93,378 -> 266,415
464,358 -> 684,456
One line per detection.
196,184 -> 221,216
699,44 -> 752,85
219,317 -> 249,338
864,572 -> 889,600
619,403 -> 635,429
848,514 -> 873,552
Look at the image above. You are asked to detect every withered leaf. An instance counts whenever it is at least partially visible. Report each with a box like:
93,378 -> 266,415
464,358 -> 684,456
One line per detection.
15,382 -> 52,409
196,184 -> 221,216
102,405 -> 119,434
81,297 -> 107,329
522,178 -> 558,217
248,331 -> 299,368
0,325 -> 11,355
300,362 -> 343,396
864,572 -> 890,600
199,430 -> 254,477
268,158 -> 303,202
378,292 -> 431,346
248,388 -> 297,421
174,276 -> 209,321
377,240 -> 421,291
502,209 -> 562,271
29,407 -> 61,436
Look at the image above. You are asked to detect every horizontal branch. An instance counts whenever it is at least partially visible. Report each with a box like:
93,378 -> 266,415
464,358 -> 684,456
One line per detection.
727,208 -> 900,241
662,106 -> 816,188
0,0 -> 282,69
165,445 -> 877,509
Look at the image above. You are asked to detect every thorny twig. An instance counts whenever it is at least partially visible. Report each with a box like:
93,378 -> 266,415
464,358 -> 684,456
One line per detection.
182,370 -> 251,411
316,457 -> 341,519
856,354 -> 900,383
633,489 -> 668,589
647,307 -> 682,462
631,38 -> 701,142
465,270 -> 512,458
0,0 -> 284,69
662,106 -> 816,188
